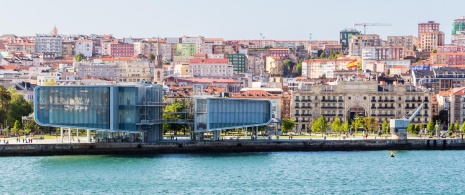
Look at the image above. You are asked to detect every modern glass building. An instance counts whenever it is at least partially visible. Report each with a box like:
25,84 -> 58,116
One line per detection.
34,83 -> 164,142
194,98 -> 272,132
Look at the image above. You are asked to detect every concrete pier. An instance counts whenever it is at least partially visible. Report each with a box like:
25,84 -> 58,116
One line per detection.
1,139 -> 465,156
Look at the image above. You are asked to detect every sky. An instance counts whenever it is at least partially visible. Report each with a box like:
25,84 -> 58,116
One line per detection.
1,0 -> 464,43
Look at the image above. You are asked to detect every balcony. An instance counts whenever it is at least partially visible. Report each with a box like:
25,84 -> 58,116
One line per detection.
301,113 -> 312,116
301,99 -> 312,102
294,106 -> 300,108
371,99 -> 377,102
321,99 -> 337,102
301,106 -> 312,109
294,114 -> 301,116
321,106 -> 338,109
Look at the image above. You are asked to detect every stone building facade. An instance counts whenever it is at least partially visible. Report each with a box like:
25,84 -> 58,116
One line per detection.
290,81 -> 432,133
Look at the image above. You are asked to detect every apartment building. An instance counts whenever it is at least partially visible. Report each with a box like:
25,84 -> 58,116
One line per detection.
75,40 -> 93,57
386,35 -> 416,51
290,81 -> 432,133
348,34 -> 382,56
188,58 -> 233,78
302,59 -> 355,79
111,43 -> 134,57
35,34 -> 62,57
430,45 -> 465,65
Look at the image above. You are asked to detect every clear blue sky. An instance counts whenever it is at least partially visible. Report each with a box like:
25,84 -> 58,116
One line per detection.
1,0 -> 463,43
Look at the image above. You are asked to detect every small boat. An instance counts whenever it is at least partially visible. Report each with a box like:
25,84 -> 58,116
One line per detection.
390,151 -> 395,158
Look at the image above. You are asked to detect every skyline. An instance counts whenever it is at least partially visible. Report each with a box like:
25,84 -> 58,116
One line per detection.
0,0 -> 464,42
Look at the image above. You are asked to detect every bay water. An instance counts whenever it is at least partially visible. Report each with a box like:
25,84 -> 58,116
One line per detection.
0,150 -> 463,194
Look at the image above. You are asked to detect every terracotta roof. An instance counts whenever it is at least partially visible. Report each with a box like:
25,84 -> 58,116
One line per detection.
189,58 -> 228,64
0,65 -> 18,70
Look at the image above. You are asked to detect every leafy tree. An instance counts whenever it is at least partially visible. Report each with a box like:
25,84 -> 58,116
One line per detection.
432,49 -> 437,53
454,120 -> 459,132
357,61 -> 362,70
13,120 -> 21,131
414,124 -> 421,134
426,121 -> 435,135
74,53 -> 85,62
149,54 -> 156,61
461,121 -> 465,132
364,116 -> 377,133
352,116 -> 364,132
281,118 -> 296,134
342,120 -> 350,133
382,120 -> 390,134
162,99 -> 192,135
312,115 -> 328,135
319,51 -> 325,59
295,59 -> 303,76
406,123 -> 415,134
331,115 -> 342,133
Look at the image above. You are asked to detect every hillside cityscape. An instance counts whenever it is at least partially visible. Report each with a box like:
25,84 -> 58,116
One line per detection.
2,17 -> 465,136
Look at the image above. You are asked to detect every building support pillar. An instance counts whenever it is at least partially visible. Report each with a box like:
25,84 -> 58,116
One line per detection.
60,127 -> 63,143
87,129 -> 91,142
213,130 -> 220,141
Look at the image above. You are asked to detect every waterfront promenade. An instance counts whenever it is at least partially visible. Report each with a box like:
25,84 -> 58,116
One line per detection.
0,134 -> 464,156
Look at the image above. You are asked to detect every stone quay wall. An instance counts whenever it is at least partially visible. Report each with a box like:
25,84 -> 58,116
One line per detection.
1,139 -> 465,156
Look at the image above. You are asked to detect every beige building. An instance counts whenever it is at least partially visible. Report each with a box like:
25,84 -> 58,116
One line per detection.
302,59 -> 355,79
419,32 -> 445,52
266,56 -> 283,76
387,35 -> 417,51
290,81 -> 432,133
349,34 -> 382,56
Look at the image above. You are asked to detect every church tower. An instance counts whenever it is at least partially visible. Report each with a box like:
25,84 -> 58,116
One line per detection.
50,25 -> 58,36
153,37 -> 164,84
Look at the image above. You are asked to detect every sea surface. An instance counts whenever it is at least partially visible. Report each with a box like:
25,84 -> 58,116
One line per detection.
0,150 -> 463,194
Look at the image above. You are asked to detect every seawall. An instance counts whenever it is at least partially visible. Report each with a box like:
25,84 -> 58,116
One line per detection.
1,139 -> 465,156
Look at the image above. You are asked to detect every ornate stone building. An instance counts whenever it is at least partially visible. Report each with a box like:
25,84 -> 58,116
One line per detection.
290,81 -> 432,133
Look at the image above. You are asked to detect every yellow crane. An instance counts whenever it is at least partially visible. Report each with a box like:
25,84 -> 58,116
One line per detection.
354,23 -> 392,34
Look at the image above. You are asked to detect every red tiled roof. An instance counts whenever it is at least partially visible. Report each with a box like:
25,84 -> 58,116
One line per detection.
0,65 -> 18,70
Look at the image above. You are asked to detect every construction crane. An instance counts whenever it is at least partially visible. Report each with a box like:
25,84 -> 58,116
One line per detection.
390,103 -> 425,139
353,23 -> 391,34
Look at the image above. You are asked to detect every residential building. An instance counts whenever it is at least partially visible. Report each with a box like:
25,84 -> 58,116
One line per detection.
348,34 -> 382,56
290,81 -> 432,133
35,34 -> 62,57
188,58 -> 233,78
176,43 -> 196,56
226,54 -> 247,73
75,40 -> 93,57
269,48 -> 289,58
181,36 -> 203,54
74,60 -> 119,81
417,21 -> 444,52
265,56 -> 283,76
340,29 -> 361,52
412,67 -> 465,94
419,31 -> 445,52
62,40 -> 75,57
387,35 -> 416,51
302,59 -> 355,79
418,21 -> 440,38
430,45 -> 465,66
111,43 -> 134,57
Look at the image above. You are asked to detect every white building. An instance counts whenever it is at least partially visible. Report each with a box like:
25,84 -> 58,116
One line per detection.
75,40 -> 93,57
188,58 -> 233,78
35,34 -> 62,57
